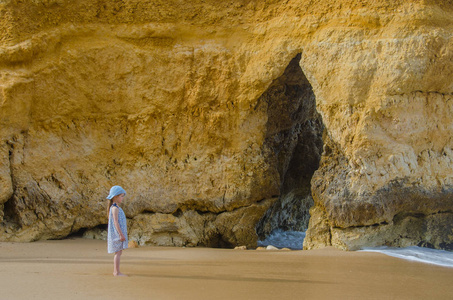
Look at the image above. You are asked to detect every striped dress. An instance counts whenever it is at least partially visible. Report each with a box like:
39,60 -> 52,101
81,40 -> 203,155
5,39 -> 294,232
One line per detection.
107,203 -> 128,253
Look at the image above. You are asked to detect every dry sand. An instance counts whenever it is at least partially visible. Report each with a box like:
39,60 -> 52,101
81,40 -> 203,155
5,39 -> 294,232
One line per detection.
0,238 -> 452,300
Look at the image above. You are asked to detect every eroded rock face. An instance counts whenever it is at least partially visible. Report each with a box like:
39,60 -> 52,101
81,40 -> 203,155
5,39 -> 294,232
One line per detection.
1,0 -> 453,250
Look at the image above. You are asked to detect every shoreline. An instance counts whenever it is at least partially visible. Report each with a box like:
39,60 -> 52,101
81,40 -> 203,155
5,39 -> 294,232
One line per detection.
1,238 -> 453,300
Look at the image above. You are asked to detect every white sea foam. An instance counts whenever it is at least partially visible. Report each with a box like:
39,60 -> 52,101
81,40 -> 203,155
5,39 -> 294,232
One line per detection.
257,229 -> 305,250
360,246 -> 453,268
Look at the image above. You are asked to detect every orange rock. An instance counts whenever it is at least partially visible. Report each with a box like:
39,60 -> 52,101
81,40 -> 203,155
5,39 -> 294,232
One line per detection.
128,240 -> 139,248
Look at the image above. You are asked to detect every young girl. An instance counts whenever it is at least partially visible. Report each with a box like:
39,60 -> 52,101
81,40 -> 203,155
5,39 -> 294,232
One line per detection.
107,185 -> 128,276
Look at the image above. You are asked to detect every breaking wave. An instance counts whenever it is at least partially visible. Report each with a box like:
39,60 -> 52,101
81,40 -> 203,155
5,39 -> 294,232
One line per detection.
360,246 -> 453,268
257,229 -> 453,268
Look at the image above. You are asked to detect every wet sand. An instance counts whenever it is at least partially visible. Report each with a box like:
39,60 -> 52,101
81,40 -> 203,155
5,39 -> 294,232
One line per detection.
1,238 -> 452,300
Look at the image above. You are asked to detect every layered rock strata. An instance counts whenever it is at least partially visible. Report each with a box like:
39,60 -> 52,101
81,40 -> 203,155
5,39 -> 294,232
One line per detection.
1,0 -> 453,250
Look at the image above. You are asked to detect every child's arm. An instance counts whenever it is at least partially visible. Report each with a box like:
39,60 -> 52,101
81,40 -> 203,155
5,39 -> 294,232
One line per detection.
112,206 -> 126,241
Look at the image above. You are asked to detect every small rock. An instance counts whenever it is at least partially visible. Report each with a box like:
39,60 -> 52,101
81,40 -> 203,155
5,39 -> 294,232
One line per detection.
234,245 -> 247,250
128,240 -> 139,248
266,245 -> 279,250
256,247 -> 266,251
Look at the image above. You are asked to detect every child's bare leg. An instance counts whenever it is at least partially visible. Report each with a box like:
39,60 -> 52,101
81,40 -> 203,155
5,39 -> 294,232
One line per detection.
113,250 -> 126,276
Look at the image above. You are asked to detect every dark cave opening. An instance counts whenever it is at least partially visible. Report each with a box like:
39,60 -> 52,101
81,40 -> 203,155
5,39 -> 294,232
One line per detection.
256,53 -> 324,241
204,233 -> 235,249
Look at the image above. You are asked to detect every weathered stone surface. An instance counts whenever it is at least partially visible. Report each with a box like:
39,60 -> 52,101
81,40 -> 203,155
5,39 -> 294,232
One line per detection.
127,198 -> 273,248
302,206 -> 332,250
1,0 -> 453,250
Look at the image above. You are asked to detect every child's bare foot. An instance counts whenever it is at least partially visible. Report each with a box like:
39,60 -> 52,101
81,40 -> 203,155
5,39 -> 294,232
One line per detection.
113,272 -> 128,277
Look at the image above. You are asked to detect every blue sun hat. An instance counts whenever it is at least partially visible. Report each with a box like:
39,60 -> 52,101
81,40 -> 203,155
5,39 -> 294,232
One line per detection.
106,185 -> 126,199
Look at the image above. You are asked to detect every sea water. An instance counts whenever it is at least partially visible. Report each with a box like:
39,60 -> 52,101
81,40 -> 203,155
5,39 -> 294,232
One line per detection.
258,229 -> 453,268
360,246 -> 453,268
257,229 -> 305,250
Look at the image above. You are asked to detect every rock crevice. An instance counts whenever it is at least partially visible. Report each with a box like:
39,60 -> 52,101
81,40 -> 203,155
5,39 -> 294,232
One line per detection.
256,53 -> 324,239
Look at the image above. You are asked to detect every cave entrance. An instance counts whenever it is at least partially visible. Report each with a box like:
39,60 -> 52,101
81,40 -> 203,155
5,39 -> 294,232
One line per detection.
255,53 -> 324,248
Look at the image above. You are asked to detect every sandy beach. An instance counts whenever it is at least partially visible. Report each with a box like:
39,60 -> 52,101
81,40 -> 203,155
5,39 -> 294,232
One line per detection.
0,238 -> 452,300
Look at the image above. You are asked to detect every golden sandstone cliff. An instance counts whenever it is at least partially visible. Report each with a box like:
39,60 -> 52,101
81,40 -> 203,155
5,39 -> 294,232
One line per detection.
1,0 -> 453,250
